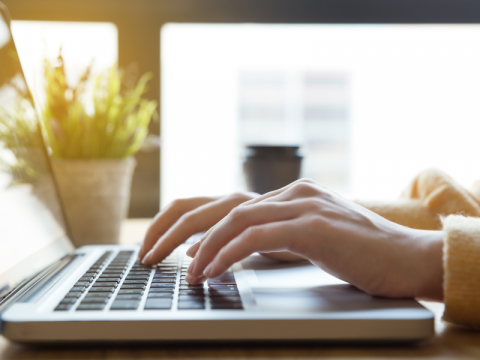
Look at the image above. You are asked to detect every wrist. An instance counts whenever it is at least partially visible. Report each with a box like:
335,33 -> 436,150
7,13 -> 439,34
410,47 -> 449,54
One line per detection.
413,230 -> 444,301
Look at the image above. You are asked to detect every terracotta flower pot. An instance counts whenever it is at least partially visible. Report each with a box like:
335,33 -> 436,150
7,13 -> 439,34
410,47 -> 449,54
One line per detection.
51,157 -> 136,247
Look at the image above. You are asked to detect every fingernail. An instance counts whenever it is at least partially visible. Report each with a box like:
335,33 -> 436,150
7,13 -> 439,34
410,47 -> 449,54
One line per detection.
142,250 -> 153,265
185,245 -> 196,258
185,274 -> 204,285
204,263 -> 215,278
185,274 -> 197,285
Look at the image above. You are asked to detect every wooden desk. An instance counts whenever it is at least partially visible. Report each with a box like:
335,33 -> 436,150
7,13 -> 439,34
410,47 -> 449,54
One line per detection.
1,219 -> 480,359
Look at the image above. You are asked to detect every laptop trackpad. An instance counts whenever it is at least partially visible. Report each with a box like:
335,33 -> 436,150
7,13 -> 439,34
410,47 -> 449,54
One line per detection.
240,255 -> 422,313
241,254 -> 346,287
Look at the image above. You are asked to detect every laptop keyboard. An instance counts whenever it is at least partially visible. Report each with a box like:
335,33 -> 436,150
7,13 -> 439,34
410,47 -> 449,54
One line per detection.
54,250 -> 243,312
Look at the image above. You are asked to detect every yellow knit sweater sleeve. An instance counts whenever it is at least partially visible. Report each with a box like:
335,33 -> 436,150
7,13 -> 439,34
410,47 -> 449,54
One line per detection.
443,215 -> 480,327
357,169 -> 480,230
357,169 -> 480,328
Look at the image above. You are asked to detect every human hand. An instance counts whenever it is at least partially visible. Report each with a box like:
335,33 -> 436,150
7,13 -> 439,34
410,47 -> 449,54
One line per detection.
184,179 -> 444,301
140,193 -> 258,264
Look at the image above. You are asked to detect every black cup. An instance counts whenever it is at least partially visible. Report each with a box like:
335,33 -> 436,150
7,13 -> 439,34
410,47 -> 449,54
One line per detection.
243,146 -> 303,194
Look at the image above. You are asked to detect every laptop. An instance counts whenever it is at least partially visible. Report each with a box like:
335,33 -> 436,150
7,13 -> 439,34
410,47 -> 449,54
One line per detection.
0,4 -> 434,343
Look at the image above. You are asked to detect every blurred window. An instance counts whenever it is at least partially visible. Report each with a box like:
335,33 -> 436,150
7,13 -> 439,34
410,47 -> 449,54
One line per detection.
159,24 -> 480,204
11,21 -> 118,112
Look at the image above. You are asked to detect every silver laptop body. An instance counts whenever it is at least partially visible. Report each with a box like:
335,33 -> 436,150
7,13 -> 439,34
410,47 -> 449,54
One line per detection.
0,4 -> 434,343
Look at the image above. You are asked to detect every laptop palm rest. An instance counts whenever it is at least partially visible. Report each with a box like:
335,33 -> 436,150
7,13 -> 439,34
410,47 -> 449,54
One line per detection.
241,255 -> 429,316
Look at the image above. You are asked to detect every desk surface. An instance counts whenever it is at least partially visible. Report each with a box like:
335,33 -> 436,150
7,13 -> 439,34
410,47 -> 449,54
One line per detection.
1,219 -> 480,359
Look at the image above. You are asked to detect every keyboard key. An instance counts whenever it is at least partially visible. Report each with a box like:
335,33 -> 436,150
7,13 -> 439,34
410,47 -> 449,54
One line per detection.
76,303 -> 105,311
208,285 -> 238,291
87,268 -> 100,273
120,284 -> 146,289
147,293 -> 173,298
70,287 -> 87,293
153,278 -> 175,283
88,287 -> 115,292
79,277 -> 94,282
115,294 -> 143,301
209,290 -> 240,297
85,292 -> 113,298
210,296 -> 242,303
123,280 -> 148,285
128,271 -> 151,275
208,272 -> 236,285
178,302 -> 205,310
125,276 -> 150,280
144,299 -> 172,310
92,282 -> 118,287
148,288 -> 174,293
131,263 -> 152,266
181,280 -> 202,285
179,285 -> 204,290
96,278 -> 120,282
74,282 -> 89,288
179,289 -> 205,295
81,297 -> 109,304
110,300 -> 139,310
150,283 -> 175,288
55,304 -> 73,311
211,303 -> 243,310
153,273 -> 176,278
102,270 -> 125,274
59,298 -> 78,304
118,289 -> 144,295
64,292 -> 83,298
178,295 -> 204,302
152,278 -> 176,283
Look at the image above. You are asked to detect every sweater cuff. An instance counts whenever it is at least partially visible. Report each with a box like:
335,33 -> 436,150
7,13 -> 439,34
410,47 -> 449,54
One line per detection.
356,199 -> 441,230
443,215 -> 480,327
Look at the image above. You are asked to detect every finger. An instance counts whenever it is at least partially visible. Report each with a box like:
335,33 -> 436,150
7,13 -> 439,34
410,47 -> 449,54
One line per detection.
204,221 -> 296,278
240,178 -> 322,208
188,201 -> 305,277
259,251 -> 305,262
186,185 -> 323,260
139,197 -> 216,259
185,274 -> 207,285
142,194 -> 252,265
185,240 -> 201,258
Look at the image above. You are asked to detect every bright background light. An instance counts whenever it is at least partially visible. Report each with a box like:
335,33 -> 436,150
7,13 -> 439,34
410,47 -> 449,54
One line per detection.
161,24 -> 480,207
11,21 -> 118,111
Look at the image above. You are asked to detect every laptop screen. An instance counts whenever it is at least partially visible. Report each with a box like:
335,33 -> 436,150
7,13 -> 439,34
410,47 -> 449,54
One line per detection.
0,6 -> 73,296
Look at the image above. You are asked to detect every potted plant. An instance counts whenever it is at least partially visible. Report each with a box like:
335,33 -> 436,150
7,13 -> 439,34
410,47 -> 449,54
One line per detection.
41,52 -> 158,247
